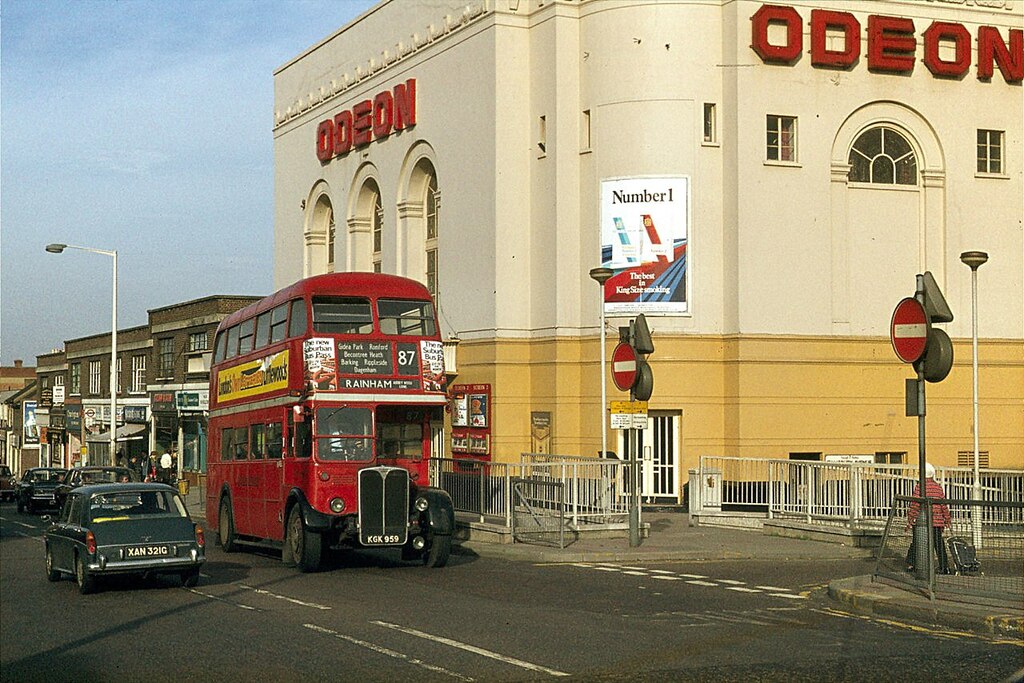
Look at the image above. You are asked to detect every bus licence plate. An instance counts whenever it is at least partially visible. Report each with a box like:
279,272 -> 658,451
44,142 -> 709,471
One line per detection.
126,545 -> 170,558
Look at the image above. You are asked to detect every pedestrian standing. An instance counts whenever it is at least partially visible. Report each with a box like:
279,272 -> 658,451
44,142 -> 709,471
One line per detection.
160,450 -> 173,484
906,463 -> 951,574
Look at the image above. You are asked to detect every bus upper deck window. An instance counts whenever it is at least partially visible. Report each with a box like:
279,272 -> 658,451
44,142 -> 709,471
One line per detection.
312,297 -> 373,335
378,299 -> 437,336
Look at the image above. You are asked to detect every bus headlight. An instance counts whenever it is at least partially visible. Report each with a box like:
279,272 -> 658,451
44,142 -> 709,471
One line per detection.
414,497 -> 429,512
330,497 -> 346,513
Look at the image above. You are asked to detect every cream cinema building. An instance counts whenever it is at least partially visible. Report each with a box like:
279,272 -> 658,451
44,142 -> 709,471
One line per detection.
272,0 -> 1023,502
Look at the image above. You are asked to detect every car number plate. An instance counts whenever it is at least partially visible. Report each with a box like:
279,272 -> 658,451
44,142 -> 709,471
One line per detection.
126,545 -> 170,558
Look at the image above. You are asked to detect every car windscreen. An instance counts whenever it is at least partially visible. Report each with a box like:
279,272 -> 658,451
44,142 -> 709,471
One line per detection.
89,490 -> 187,523
29,470 -> 64,483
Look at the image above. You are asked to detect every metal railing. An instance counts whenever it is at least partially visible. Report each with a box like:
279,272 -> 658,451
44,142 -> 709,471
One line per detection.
875,496 -> 1024,603
430,455 -> 631,529
693,456 -> 1024,528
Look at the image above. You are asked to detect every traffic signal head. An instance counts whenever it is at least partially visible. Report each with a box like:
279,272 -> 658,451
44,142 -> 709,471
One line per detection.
632,314 -> 655,355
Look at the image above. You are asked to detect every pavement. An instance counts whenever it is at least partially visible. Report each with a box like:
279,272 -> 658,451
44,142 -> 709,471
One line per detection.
181,483 -> 1023,638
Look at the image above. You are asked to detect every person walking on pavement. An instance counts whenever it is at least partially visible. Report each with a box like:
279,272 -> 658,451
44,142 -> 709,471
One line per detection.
159,450 -> 173,484
906,463 -> 951,574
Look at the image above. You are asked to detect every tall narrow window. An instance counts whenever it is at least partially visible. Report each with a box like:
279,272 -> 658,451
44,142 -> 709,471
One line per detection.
977,129 -> 1004,174
703,103 -> 717,144
766,114 -> 797,162
538,115 -> 547,155
89,360 -> 101,395
425,173 -> 439,301
848,126 -> 917,185
116,357 -> 121,395
131,355 -> 146,393
372,191 -> 383,273
158,338 -> 174,377
70,363 -> 81,395
580,109 -> 591,152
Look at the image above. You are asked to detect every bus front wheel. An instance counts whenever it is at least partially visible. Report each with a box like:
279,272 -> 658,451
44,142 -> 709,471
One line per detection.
218,498 -> 238,553
286,507 -> 322,573
423,533 -> 451,568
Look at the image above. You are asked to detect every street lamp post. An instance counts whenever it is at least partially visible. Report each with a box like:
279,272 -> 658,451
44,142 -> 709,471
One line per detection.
589,267 -> 614,462
46,243 -> 118,464
960,250 -> 987,549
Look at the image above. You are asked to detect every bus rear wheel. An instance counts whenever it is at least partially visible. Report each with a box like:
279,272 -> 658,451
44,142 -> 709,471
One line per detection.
218,498 -> 237,553
286,507 -> 322,573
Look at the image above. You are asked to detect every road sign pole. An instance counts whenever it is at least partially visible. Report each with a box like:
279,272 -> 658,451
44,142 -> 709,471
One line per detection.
913,276 -> 930,582
628,390 -> 641,548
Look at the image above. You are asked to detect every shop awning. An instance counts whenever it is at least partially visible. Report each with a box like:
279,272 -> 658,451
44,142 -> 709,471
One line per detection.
86,423 -> 147,443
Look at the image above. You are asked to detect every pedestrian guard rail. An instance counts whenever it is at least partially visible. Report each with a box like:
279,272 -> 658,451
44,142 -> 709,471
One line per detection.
429,455 -> 633,530
875,496 -> 1023,603
692,456 -> 1024,528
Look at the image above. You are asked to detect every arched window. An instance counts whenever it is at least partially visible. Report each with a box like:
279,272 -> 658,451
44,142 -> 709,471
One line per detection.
848,127 -> 917,185
425,173 -> 439,299
326,206 -> 335,272
372,191 -> 383,273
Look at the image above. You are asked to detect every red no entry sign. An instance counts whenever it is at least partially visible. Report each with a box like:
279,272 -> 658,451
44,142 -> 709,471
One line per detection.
891,297 -> 929,363
611,342 -> 638,391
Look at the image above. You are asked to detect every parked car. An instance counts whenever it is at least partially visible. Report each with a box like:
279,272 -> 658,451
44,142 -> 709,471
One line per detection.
16,467 -> 68,513
54,466 -> 137,509
44,483 -> 205,594
0,465 -> 15,501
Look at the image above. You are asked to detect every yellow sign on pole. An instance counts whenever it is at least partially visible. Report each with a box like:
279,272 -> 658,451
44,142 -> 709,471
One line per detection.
610,401 -> 649,429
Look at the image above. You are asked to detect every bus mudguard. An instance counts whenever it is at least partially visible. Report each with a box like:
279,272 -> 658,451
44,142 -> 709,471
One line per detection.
419,487 -> 455,535
287,488 -> 335,532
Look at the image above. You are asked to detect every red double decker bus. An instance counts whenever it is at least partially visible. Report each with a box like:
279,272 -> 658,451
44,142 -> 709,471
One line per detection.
206,273 -> 453,572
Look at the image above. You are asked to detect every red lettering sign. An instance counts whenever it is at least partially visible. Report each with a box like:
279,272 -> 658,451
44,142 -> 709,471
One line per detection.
750,5 -> 802,64
315,79 -> 418,164
924,22 -> 971,78
810,9 -> 860,68
867,15 -> 916,73
978,26 -> 1024,83
751,5 -> 1023,85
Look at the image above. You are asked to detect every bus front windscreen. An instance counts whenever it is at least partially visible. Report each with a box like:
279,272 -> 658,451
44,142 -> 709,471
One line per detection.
315,407 -> 373,461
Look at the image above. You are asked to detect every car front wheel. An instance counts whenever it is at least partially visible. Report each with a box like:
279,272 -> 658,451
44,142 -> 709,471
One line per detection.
45,547 -> 61,582
75,554 -> 95,594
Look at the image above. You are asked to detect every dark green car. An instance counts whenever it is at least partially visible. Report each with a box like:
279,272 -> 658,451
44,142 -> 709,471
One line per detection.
44,483 -> 205,594
16,467 -> 68,513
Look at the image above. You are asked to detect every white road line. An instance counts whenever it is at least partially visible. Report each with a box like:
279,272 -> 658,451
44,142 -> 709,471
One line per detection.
185,587 -> 258,611
678,573 -> 708,579
621,570 -> 647,576
372,620 -> 570,677
724,586 -> 762,593
236,583 -> 332,610
12,521 -> 39,529
769,593 -> 807,600
756,585 -> 790,591
7,529 -> 44,543
718,579 -> 747,585
305,624 -> 473,681
650,575 -> 683,581
593,566 -> 621,572
686,580 -> 719,587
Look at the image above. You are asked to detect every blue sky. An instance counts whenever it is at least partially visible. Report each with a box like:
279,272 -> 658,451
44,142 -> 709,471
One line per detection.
0,0 -> 376,365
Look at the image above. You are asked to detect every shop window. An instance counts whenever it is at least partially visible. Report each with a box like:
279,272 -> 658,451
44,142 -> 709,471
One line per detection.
766,114 -> 797,162
977,129 -> 1004,175
848,126 -> 917,185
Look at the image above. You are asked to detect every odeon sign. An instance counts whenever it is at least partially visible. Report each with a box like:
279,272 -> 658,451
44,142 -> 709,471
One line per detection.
751,4 -> 1023,83
316,79 -> 417,163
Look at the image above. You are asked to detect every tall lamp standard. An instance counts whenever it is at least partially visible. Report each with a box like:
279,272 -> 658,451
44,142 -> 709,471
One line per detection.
46,243 -> 118,464
960,250 -> 988,548
589,267 -> 614,462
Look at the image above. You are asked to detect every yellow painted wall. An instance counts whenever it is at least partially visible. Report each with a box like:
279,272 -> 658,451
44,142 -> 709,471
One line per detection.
450,334 -> 1023,473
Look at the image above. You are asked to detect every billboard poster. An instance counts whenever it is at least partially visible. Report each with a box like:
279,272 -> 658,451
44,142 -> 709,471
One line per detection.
24,401 -> 39,446
304,337 -> 338,391
600,176 -> 689,315
216,350 -> 290,402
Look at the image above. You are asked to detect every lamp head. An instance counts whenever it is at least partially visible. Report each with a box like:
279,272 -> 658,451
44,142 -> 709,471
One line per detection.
589,267 -> 614,284
959,250 -> 988,270
45,243 -> 67,254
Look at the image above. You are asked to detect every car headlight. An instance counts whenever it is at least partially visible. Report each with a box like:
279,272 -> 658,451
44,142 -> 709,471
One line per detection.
415,497 -> 429,512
